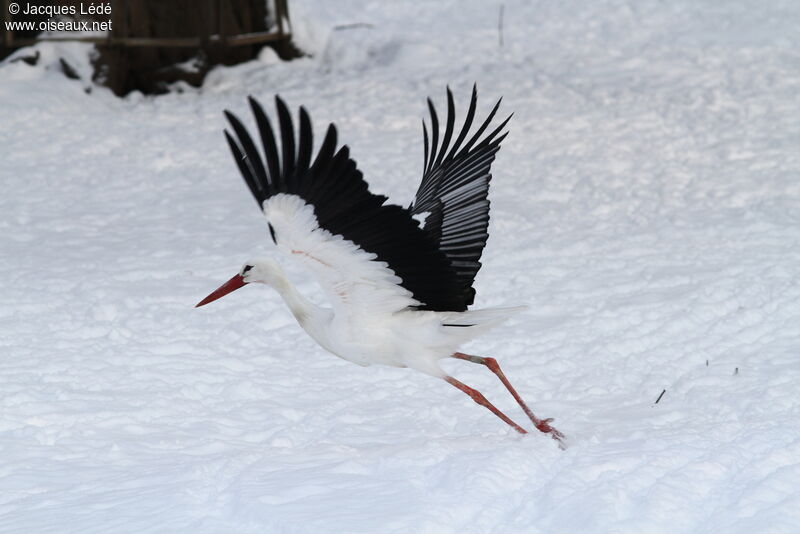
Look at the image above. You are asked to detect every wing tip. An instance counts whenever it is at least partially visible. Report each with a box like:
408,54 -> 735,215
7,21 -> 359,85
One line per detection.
223,109 -> 239,125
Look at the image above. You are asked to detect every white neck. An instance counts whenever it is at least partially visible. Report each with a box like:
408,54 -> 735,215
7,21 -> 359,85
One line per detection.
268,267 -> 332,337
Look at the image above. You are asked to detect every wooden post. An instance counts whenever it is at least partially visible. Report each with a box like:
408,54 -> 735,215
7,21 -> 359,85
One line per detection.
216,0 -> 226,43
120,0 -> 129,40
275,0 -> 286,36
3,0 -> 13,48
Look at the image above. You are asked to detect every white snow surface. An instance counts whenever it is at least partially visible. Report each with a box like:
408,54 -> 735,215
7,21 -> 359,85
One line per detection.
1,1 -> 799,532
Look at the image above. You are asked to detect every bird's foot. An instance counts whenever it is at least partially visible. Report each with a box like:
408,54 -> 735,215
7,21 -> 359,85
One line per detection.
534,418 -> 567,448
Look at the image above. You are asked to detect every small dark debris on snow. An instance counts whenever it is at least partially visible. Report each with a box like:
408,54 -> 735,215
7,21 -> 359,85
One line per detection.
734,367 -> 739,376
59,58 -> 81,80
11,51 -> 40,66
333,22 -> 375,31
655,389 -> 666,404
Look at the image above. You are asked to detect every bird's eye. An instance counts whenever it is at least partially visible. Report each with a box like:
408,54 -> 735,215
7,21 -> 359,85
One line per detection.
268,223 -> 277,245
242,265 -> 254,274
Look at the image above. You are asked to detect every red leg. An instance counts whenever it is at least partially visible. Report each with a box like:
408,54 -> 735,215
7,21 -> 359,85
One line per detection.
453,352 -> 565,445
445,376 -> 527,435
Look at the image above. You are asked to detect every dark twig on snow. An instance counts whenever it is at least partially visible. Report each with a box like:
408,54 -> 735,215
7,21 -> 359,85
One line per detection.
333,22 -> 375,31
655,389 -> 666,404
498,4 -> 505,48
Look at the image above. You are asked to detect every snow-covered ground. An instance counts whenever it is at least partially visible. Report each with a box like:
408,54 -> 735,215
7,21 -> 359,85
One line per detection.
1,1 -> 799,532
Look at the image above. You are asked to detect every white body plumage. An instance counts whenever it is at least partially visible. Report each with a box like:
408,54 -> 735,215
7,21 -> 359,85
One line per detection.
246,193 -> 522,377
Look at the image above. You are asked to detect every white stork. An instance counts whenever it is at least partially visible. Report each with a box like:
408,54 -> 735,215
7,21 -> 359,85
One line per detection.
196,86 -> 564,445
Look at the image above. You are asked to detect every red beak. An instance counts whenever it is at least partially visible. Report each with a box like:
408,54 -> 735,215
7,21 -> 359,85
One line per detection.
195,274 -> 248,307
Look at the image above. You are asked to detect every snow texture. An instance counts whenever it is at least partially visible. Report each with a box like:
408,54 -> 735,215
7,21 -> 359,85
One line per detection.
1,1 -> 799,532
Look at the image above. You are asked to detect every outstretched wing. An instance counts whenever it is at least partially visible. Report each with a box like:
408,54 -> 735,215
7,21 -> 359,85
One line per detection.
223,96 -> 474,314
411,86 -> 511,307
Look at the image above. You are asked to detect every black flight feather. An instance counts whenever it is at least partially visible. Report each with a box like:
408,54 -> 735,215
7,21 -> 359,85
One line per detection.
411,86 -> 511,306
224,95 -> 482,312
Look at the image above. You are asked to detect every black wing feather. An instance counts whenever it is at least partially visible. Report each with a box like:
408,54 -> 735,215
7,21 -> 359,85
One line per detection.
445,86 -> 477,160
275,96 -> 296,181
223,130 -> 262,208
247,97 -> 280,193
296,107 -> 313,175
224,95 -> 470,312
223,111 -> 268,200
433,88 -> 456,170
425,99 -> 439,175
411,85 -> 511,306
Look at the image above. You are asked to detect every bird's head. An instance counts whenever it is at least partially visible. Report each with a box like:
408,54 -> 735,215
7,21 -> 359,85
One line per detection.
195,258 -> 284,307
